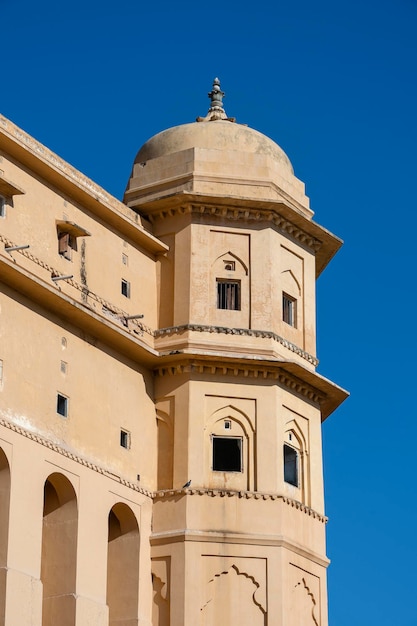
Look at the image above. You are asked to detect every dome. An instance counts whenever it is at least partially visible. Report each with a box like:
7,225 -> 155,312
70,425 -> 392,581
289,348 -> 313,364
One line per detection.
124,79 -> 309,213
134,120 -> 294,175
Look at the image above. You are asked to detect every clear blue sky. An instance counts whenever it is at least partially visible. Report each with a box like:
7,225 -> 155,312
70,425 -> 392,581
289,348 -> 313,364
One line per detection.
2,0 -> 417,623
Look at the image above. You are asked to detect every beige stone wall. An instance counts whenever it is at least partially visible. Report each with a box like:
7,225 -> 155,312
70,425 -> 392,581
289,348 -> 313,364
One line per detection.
0,151 -> 159,333
0,426 -> 152,625
0,113 -> 347,625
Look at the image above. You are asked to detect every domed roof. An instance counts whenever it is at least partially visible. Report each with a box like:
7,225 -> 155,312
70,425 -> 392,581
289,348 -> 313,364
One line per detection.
134,119 -> 294,174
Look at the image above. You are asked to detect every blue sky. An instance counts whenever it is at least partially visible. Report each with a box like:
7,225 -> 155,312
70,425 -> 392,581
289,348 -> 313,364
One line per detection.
2,0 -> 417,623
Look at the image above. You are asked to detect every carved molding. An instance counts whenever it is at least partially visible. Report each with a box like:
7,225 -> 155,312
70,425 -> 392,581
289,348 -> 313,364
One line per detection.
0,233 -> 153,338
147,203 -> 322,252
153,486 -> 327,523
201,563 -> 266,615
294,577 -> 319,626
156,324 -> 318,366
1,234 -> 316,367
0,416 -> 153,498
154,360 -> 323,405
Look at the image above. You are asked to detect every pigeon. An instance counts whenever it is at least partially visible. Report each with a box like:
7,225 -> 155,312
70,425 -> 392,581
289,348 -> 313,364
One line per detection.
182,479 -> 191,489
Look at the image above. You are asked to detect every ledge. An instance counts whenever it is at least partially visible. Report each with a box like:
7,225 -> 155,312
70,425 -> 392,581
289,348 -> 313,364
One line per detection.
0,174 -> 25,197
156,323 -> 318,366
0,416 -> 153,498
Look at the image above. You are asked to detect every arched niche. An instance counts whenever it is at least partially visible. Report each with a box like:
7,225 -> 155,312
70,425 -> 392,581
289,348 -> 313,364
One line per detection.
107,502 -> 140,625
41,472 -> 78,626
202,565 -> 266,626
0,448 -> 10,623
210,250 -> 250,327
284,418 -> 309,504
156,409 -> 174,490
205,405 -> 255,491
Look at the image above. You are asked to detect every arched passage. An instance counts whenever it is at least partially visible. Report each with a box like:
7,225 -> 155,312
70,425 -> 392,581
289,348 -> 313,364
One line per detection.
41,473 -> 78,626
0,448 -> 10,622
107,502 -> 140,625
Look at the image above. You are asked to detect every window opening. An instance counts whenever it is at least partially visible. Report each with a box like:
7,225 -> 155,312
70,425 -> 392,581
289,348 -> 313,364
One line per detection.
283,293 -> 297,327
217,280 -> 241,310
57,393 -> 68,417
58,232 -> 76,260
0,196 -> 5,218
121,279 -> 131,298
122,253 -> 128,266
284,444 -> 298,486
120,429 -> 131,449
60,361 -> 68,374
223,260 -> 235,271
212,436 -> 242,472
224,420 -> 232,430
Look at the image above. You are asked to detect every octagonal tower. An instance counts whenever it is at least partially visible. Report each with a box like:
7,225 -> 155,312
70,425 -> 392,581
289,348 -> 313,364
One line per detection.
125,78 -> 347,626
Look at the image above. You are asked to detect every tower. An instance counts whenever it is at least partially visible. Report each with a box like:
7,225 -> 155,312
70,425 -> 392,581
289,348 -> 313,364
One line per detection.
0,79 -> 346,625
124,79 -> 348,625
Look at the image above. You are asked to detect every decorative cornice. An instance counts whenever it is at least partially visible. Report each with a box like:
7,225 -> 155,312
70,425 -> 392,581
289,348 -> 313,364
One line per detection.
153,487 -> 327,523
154,360 -> 323,405
0,115 -> 167,255
155,324 -> 318,366
2,233 -> 317,367
0,233 -> 153,338
147,203 -> 322,252
0,416 -> 153,498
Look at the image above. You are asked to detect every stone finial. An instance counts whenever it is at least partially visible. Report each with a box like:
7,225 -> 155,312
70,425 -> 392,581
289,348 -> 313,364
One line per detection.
196,78 -> 236,123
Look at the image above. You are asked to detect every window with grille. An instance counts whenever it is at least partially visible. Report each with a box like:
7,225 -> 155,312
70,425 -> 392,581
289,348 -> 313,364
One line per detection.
284,444 -> 298,486
283,293 -> 297,327
217,280 -> 241,310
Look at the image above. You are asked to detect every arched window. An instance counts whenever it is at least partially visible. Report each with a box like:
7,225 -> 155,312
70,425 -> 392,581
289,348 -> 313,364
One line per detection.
41,473 -> 78,626
0,449 -> 10,623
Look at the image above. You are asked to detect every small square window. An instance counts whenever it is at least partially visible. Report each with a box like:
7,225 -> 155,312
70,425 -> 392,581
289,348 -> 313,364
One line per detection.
120,429 -> 131,449
121,279 -> 131,298
122,253 -> 128,266
58,232 -> 77,260
283,293 -> 297,327
212,436 -> 242,472
57,393 -> 68,417
223,260 -> 235,271
224,420 -> 232,430
0,196 -> 6,218
217,280 -> 241,310
284,444 -> 298,487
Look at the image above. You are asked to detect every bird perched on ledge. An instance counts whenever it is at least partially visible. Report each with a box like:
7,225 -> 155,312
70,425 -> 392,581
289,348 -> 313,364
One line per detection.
182,480 -> 191,489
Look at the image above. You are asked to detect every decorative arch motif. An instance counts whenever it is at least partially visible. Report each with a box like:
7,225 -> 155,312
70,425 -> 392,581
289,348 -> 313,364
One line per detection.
152,557 -> 170,626
156,408 -> 174,490
293,577 -> 319,626
284,414 -> 310,504
107,502 -> 140,626
209,236 -> 250,327
205,404 -> 255,490
209,404 -> 255,434
201,564 -> 266,625
212,251 -> 249,276
281,268 -> 301,295
41,472 -> 78,626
